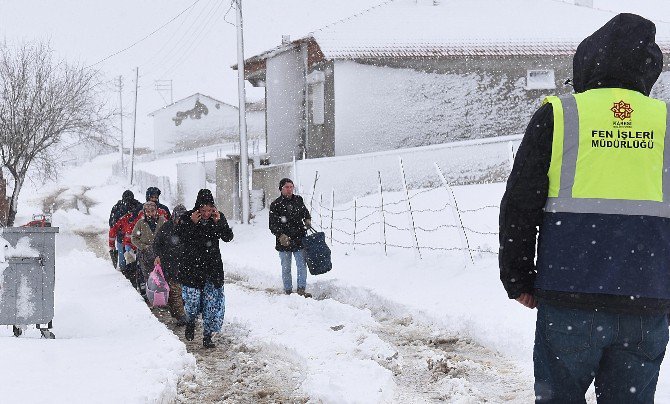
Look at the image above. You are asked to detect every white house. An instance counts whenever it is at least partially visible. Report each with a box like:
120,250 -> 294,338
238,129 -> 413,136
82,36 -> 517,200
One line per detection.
237,0 -> 670,164
148,93 -> 265,155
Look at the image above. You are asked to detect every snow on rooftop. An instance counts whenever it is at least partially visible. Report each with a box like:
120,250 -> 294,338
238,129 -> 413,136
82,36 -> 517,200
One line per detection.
305,0 -> 670,58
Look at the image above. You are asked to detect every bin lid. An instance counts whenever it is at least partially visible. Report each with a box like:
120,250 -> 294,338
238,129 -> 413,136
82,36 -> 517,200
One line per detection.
6,256 -> 42,264
0,227 -> 59,234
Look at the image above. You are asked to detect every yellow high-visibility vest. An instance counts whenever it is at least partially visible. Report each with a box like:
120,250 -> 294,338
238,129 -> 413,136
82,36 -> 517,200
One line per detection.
543,88 -> 670,217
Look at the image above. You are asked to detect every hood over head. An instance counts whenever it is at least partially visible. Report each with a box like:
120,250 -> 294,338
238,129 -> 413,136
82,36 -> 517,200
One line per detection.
122,190 -> 134,202
146,187 -> 161,201
194,189 -> 215,209
573,13 -> 663,96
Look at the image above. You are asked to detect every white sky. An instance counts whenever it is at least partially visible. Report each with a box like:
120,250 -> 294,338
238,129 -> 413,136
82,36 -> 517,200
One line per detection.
2,0 -> 670,149
0,0 -> 382,147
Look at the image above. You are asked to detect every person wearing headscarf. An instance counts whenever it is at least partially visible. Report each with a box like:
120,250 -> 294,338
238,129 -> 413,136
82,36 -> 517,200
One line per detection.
176,189 -> 233,348
131,201 -> 167,299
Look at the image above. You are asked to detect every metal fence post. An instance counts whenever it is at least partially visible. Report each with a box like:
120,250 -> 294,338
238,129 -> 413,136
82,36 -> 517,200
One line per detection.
352,197 -> 357,252
319,193 -> 324,230
378,171 -> 387,256
434,163 -> 474,265
330,188 -> 335,244
399,157 -> 421,259
309,171 -> 319,218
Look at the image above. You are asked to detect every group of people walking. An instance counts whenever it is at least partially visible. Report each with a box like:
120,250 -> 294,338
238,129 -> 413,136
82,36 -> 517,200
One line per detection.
107,178 -> 312,349
101,11 -> 670,402
108,187 -> 234,348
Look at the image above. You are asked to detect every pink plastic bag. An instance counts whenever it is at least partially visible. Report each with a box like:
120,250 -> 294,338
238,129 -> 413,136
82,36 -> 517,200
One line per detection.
147,263 -> 170,307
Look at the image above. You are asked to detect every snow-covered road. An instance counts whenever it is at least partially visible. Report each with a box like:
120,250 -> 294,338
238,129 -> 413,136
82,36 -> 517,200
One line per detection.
14,153 -> 670,402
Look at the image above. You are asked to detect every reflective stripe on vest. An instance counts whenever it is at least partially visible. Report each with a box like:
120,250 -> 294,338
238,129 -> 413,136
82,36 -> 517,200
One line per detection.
544,89 -> 670,218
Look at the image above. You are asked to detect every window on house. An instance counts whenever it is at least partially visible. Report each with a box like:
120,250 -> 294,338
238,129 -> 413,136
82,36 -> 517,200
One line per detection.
307,71 -> 325,125
526,69 -> 556,90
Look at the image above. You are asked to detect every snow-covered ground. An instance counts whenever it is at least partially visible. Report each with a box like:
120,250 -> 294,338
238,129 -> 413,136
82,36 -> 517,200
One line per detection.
0,155 -> 195,403
2,153 -> 669,403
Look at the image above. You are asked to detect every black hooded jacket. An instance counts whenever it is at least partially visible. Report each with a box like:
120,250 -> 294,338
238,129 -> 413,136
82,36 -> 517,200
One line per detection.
499,13 -> 669,313
175,205 -> 234,289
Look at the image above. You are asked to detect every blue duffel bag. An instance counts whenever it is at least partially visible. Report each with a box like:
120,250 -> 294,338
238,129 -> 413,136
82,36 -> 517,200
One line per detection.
302,227 -> 332,275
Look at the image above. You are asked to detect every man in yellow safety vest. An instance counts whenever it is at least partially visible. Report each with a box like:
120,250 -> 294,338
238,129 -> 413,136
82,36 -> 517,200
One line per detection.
500,13 -> 670,403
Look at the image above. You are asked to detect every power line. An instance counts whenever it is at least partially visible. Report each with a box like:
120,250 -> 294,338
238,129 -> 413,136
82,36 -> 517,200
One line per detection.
157,0 -> 231,79
545,0 -> 670,25
223,0 -> 235,27
87,0 -> 201,68
139,0 -> 217,75
311,0 -> 399,35
137,1 -> 201,70
139,0 -> 223,79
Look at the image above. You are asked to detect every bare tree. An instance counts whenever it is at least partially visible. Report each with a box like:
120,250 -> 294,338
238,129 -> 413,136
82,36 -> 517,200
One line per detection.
0,42 -> 109,226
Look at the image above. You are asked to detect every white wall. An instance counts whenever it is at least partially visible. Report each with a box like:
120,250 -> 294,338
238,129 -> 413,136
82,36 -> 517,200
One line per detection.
266,48 -> 305,164
246,110 -> 266,142
333,61 -> 531,156
152,94 -> 239,154
292,135 -> 522,205
176,162 -> 207,208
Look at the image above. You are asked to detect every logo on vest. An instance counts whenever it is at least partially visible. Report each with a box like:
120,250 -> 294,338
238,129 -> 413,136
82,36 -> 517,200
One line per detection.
611,100 -> 633,121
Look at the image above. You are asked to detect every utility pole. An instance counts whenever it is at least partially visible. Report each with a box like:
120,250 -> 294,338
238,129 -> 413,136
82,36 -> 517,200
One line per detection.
154,79 -> 173,105
118,76 -> 124,176
130,67 -> 139,185
235,0 -> 250,224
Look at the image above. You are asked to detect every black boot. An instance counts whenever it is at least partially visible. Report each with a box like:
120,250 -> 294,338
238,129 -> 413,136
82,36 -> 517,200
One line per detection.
203,335 -> 216,349
175,315 -> 188,327
297,288 -> 312,298
185,321 -> 195,341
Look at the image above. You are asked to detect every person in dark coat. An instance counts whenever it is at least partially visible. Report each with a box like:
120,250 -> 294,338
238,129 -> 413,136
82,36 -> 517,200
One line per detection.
500,14 -> 670,402
269,178 -> 311,297
145,187 -> 171,220
108,190 -> 137,269
153,204 -> 188,325
176,189 -> 233,348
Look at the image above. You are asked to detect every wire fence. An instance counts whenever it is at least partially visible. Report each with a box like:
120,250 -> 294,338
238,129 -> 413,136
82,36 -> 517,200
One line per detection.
303,160 -> 501,263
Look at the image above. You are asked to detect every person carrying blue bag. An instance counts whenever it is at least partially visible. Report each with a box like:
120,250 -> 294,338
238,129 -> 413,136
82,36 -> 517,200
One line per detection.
269,178 -> 312,297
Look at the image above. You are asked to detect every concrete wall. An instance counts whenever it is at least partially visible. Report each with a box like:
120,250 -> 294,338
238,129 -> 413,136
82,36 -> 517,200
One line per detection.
331,56 -> 573,156
176,162 -> 206,208
291,134 -> 522,205
306,60 -> 335,158
215,158 -> 237,220
132,170 -> 175,206
251,163 -> 293,209
266,48 -> 305,164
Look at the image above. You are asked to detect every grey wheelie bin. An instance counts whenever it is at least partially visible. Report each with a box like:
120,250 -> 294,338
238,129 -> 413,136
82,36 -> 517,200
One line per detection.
0,227 -> 59,339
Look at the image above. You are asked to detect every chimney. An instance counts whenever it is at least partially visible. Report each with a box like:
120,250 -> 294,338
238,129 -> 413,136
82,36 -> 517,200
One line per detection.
282,35 -> 291,45
574,0 -> 593,7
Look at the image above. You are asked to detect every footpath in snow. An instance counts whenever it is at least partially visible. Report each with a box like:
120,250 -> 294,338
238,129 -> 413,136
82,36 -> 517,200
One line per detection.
0,156 -> 194,403
2,153 -> 669,403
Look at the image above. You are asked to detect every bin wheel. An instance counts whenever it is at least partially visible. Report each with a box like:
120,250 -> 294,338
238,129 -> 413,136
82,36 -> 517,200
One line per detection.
13,326 -> 22,337
40,330 -> 55,339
